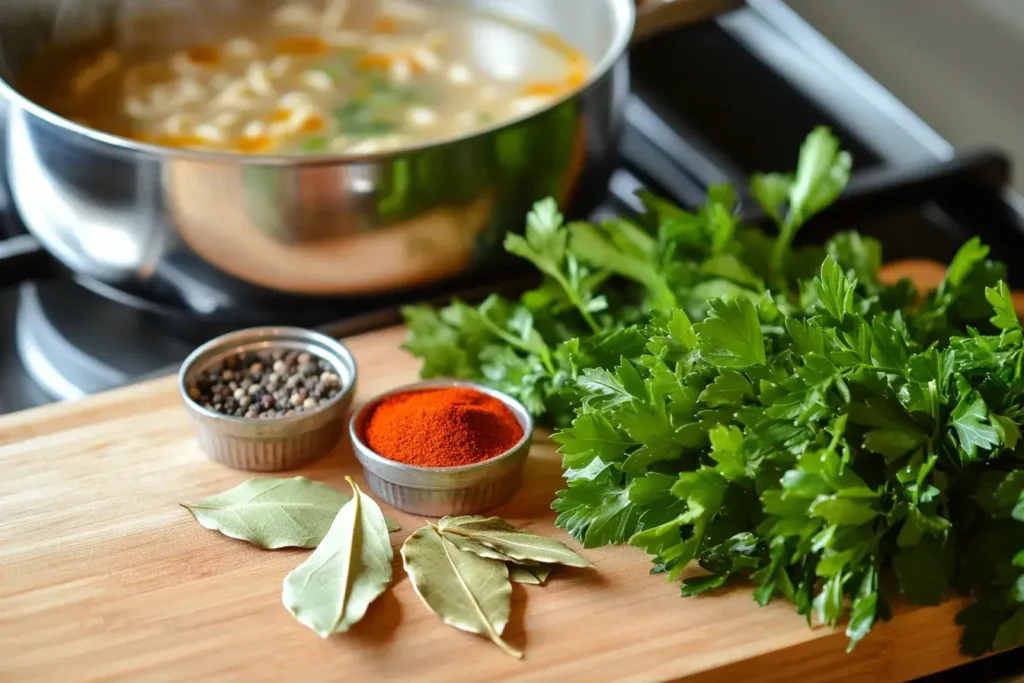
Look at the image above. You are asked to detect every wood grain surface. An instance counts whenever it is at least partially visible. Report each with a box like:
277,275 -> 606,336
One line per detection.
0,311 -> 985,683
634,0 -> 744,42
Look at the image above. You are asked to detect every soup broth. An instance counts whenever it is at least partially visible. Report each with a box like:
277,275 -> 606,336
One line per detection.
17,0 -> 589,155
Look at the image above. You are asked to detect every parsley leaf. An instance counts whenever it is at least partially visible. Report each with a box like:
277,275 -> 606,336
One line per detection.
951,383 -> 1001,462
815,257 -> 856,320
553,413 -> 634,469
552,479 -> 642,548
758,126 -> 853,279
405,126 -> 1024,658
986,281 -> 1020,331
504,199 -> 604,333
694,298 -> 766,368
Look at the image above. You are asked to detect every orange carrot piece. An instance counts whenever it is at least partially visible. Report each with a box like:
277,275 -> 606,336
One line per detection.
539,32 -> 586,62
274,36 -> 329,56
151,134 -> 208,149
355,53 -> 393,70
236,135 -> 272,153
267,108 -> 292,123
373,16 -> 400,34
300,115 -> 325,133
566,65 -> 587,88
521,81 -> 565,98
185,44 -> 221,65
538,30 -> 590,89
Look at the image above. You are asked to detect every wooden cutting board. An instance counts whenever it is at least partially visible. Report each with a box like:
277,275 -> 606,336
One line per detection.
0,307 -> 989,683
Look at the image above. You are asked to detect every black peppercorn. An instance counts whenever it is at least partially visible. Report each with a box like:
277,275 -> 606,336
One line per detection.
188,349 -> 344,419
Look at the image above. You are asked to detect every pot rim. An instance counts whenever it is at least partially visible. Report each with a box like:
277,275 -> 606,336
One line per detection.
0,0 -> 635,168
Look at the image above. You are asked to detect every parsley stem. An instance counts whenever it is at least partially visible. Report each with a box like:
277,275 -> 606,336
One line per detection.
576,303 -> 601,335
478,310 -> 556,374
769,221 -> 798,284
855,364 -> 904,376
550,271 -> 601,334
770,239 -> 788,282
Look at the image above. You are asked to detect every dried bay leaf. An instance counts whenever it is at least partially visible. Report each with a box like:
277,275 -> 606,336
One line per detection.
182,477 -> 348,549
282,477 -> 393,637
508,563 -> 553,585
182,477 -> 398,549
441,528 -> 553,586
401,526 -> 522,658
439,515 -> 593,568
440,529 -> 520,563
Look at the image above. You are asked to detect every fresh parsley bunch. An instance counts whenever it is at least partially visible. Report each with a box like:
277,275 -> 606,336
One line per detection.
402,128 -> 1024,654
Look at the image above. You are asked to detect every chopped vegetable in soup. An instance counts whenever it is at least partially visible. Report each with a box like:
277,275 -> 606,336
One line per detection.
17,0 -> 589,155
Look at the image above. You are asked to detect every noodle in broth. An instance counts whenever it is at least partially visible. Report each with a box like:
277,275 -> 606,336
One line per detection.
17,0 -> 589,155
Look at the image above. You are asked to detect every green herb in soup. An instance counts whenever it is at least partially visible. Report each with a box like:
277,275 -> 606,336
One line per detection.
17,0 -> 589,155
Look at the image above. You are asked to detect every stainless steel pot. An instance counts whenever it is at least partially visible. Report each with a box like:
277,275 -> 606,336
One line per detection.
0,0 -> 736,316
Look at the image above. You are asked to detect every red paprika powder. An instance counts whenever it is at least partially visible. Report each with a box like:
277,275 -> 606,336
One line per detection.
362,387 -> 523,468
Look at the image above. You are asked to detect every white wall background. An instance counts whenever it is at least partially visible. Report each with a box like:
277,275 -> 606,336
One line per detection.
785,0 -> 1024,190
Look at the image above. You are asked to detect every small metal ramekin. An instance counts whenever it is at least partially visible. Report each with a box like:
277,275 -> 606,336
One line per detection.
349,380 -> 534,516
179,327 -> 357,472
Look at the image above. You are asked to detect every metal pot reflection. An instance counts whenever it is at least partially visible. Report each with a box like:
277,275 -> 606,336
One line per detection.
0,0 -> 719,311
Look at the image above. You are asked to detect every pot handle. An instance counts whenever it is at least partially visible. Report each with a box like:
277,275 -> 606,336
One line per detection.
633,0 -> 743,43
0,233 -> 59,288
